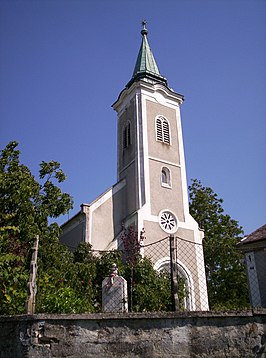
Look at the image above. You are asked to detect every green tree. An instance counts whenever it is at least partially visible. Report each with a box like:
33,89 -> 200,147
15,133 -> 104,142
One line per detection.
37,241 -> 98,313
0,142 -> 173,314
120,226 -> 172,312
0,141 -> 73,314
94,249 -> 172,312
188,179 -> 249,310
128,257 -> 172,312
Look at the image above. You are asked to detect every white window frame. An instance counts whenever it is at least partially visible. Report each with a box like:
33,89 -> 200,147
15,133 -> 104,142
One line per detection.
161,166 -> 172,188
155,115 -> 171,145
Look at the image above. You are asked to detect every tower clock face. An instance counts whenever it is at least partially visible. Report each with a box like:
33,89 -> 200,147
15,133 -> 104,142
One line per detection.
159,210 -> 178,233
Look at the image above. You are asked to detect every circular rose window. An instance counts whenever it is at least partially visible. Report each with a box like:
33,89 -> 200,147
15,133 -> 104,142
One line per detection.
159,210 -> 178,233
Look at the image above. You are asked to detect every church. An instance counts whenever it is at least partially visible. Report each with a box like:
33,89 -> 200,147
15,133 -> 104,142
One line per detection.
60,22 -> 208,310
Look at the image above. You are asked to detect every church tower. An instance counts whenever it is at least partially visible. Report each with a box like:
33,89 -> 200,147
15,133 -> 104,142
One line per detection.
61,22 -> 208,310
112,22 -> 208,310
113,22 -> 198,244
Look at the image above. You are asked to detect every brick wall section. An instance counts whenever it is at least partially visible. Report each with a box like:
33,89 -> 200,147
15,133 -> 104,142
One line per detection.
0,310 -> 265,357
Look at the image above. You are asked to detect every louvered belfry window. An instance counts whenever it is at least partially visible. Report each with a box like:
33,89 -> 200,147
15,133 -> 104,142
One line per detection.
123,121 -> 131,149
156,116 -> 170,144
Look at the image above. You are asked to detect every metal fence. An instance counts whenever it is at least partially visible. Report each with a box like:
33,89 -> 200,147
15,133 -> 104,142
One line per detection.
141,236 -> 209,312
98,235 -> 210,313
97,231 -> 263,313
28,233 -> 264,314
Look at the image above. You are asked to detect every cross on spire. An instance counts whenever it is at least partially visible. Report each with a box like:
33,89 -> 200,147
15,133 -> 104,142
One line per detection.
126,21 -> 168,88
141,20 -> 148,36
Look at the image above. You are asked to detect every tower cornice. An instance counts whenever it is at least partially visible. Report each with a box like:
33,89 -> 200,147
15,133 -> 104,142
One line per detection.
112,79 -> 184,113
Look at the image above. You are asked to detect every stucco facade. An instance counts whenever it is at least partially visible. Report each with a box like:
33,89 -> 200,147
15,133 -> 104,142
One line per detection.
60,24 -> 209,310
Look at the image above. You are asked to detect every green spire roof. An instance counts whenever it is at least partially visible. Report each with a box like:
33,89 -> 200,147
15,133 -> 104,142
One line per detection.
127,21 -> 168,88
132,22 -> 160,76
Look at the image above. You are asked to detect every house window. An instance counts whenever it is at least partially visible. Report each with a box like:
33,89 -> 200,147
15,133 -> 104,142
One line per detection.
156,116 -> 170,144
123,121 -> 131,149
161,167 -> 171,187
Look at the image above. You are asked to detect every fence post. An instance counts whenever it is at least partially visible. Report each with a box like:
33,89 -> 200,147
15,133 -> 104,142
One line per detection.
26,235 -> 39,314
170,235 -> 179,311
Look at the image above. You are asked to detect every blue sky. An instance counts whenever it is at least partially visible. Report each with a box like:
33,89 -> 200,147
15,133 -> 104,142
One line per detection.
0,0 -> 265,235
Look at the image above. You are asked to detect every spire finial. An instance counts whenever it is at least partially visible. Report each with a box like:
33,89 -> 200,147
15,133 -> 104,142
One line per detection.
141,19 -> 148,36
126,20 -> 169,88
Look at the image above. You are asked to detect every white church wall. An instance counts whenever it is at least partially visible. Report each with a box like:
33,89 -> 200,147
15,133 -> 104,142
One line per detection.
148,159 -> 185,222
89,180 -> 127,251
90,194 -> 114,251
60,212 -> 86,251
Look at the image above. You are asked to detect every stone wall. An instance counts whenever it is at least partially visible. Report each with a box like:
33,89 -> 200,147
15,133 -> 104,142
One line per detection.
0,310 -> 265,357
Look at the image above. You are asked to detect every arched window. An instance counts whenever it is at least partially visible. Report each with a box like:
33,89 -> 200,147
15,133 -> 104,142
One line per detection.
123,121 -> 131,149
156,116 -> 170,144
154,258 -> 195,311
161,169 -> 167,184
161,167 -> 171,187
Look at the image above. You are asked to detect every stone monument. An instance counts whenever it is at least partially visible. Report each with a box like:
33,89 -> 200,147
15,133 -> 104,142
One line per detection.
102,264 -> 128,312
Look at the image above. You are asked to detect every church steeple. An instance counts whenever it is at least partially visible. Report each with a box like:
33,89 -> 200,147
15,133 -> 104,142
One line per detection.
126,21 -> 168,88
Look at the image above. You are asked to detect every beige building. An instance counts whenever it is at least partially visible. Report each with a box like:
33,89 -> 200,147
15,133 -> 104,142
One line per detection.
237,224 -> 266,308
60,22 -> 208,310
